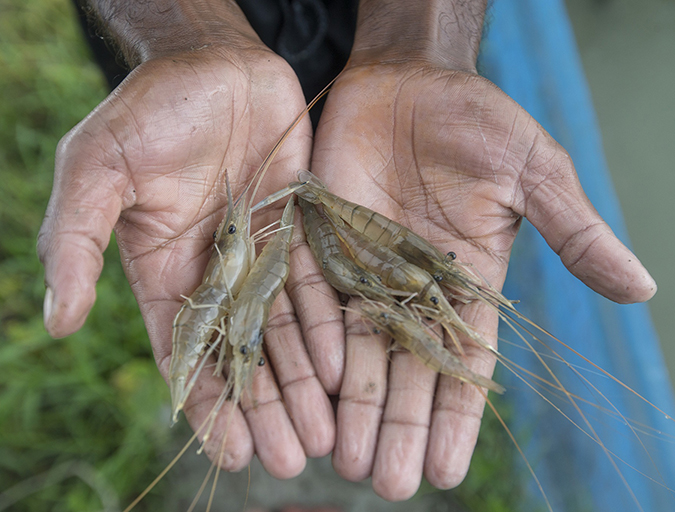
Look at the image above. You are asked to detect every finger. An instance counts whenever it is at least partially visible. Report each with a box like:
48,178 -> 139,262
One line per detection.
332,300 -> 389,482
518,138 -> 656,304
371,346 -> 437,501
240,347 -> 307,479
37,132 -> 130,338
181,368 -> 255,473
424,299 -> 500,489
146,270 -> 305,478
264,289 -> 336,458
286,214 -> 346,394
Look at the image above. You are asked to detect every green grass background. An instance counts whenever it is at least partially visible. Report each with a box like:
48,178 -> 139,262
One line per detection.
0,1 -> 523,511
0,1 -> 172,510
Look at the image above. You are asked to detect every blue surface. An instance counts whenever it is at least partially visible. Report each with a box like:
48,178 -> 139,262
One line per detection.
478,1 -> 675,510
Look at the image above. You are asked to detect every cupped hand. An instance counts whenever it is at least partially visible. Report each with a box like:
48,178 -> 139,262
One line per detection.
298,63 -> 656,500
37,46 -> 335,478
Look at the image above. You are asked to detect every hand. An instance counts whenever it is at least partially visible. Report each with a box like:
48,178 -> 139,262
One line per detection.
37,43 -> 335,478
301,62 -> 655,500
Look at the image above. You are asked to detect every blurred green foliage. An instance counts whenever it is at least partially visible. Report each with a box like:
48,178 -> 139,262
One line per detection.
0,1 -> 171,510
0,1 -> 527,511
454,394 -> 533,512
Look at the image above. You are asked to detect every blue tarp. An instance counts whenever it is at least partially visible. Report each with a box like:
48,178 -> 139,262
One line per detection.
478,1 -> 675,511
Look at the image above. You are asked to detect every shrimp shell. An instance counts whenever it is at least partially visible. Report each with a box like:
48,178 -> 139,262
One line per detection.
359,300 -> 505,394
299,197 -> 400,304
227,196 -> 296,397
294,170 -> 511,307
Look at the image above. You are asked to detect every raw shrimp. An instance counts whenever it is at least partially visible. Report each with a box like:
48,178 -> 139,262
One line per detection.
299,197 -> 401,304
168,177 -> 304,424
227,196 -> 296,399
185,192 -> 299,512
359,300 -> 505,394
319,204 -> 483,354
294,170 -> 512,307
168,178 -> 254,424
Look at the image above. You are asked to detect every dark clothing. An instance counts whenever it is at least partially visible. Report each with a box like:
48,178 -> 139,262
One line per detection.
74,0 -> 358,124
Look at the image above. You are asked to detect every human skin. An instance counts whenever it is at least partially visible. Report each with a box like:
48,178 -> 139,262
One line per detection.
38,0 -> 335,479
286,0 -> 657,501
38,0 -> 656,503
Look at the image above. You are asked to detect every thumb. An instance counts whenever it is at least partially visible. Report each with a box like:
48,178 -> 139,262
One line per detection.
517,138 -> 656,304
37,131 -> 129,337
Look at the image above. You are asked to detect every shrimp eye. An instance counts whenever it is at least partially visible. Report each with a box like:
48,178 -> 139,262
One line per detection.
359,277 -> 369,284
446,251 -> 456,261
239,345 -> 248,355
227,224 -> 236,234
433,274 -> 443,282
430,296 -> 439,305
258,357 -> 265,366
373,328 -> 381,335
212,230 -> 218,240
380,312 -> 389,320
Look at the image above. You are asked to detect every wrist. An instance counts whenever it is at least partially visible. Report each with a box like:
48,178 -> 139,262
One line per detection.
87,0 -> 262,67
349,0 -> 487,72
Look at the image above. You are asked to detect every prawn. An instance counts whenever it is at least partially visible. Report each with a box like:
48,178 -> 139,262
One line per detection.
155,196 -> 297,512
359,299 -> 505,394
191,193 -> 295,510
319,203 -> 483,354
299,197 -> 402,304
168,176 -> 254,424
294,170 -> 513,308
227,196 -> 296,400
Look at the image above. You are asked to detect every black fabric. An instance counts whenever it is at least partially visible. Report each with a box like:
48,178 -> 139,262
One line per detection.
72,0 -> 358,124
238,0 -> 358,124
73,1 -> 129,89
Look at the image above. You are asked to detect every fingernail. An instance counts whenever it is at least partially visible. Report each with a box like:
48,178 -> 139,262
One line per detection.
43,287 -> 54,328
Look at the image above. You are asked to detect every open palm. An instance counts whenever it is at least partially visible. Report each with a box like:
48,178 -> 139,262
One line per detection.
38,47 -> 334,478
302,63 -> 655,500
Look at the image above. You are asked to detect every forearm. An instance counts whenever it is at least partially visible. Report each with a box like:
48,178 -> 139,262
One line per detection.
82,0 -> 260,67
350,0 -> 487,71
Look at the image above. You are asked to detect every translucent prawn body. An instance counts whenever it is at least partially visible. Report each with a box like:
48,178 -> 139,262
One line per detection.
299,198 -> 399,304
294,170 -> 511,307
228,196 -> 296,397
359,300 -> 504,394
168,187 -> 254,424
